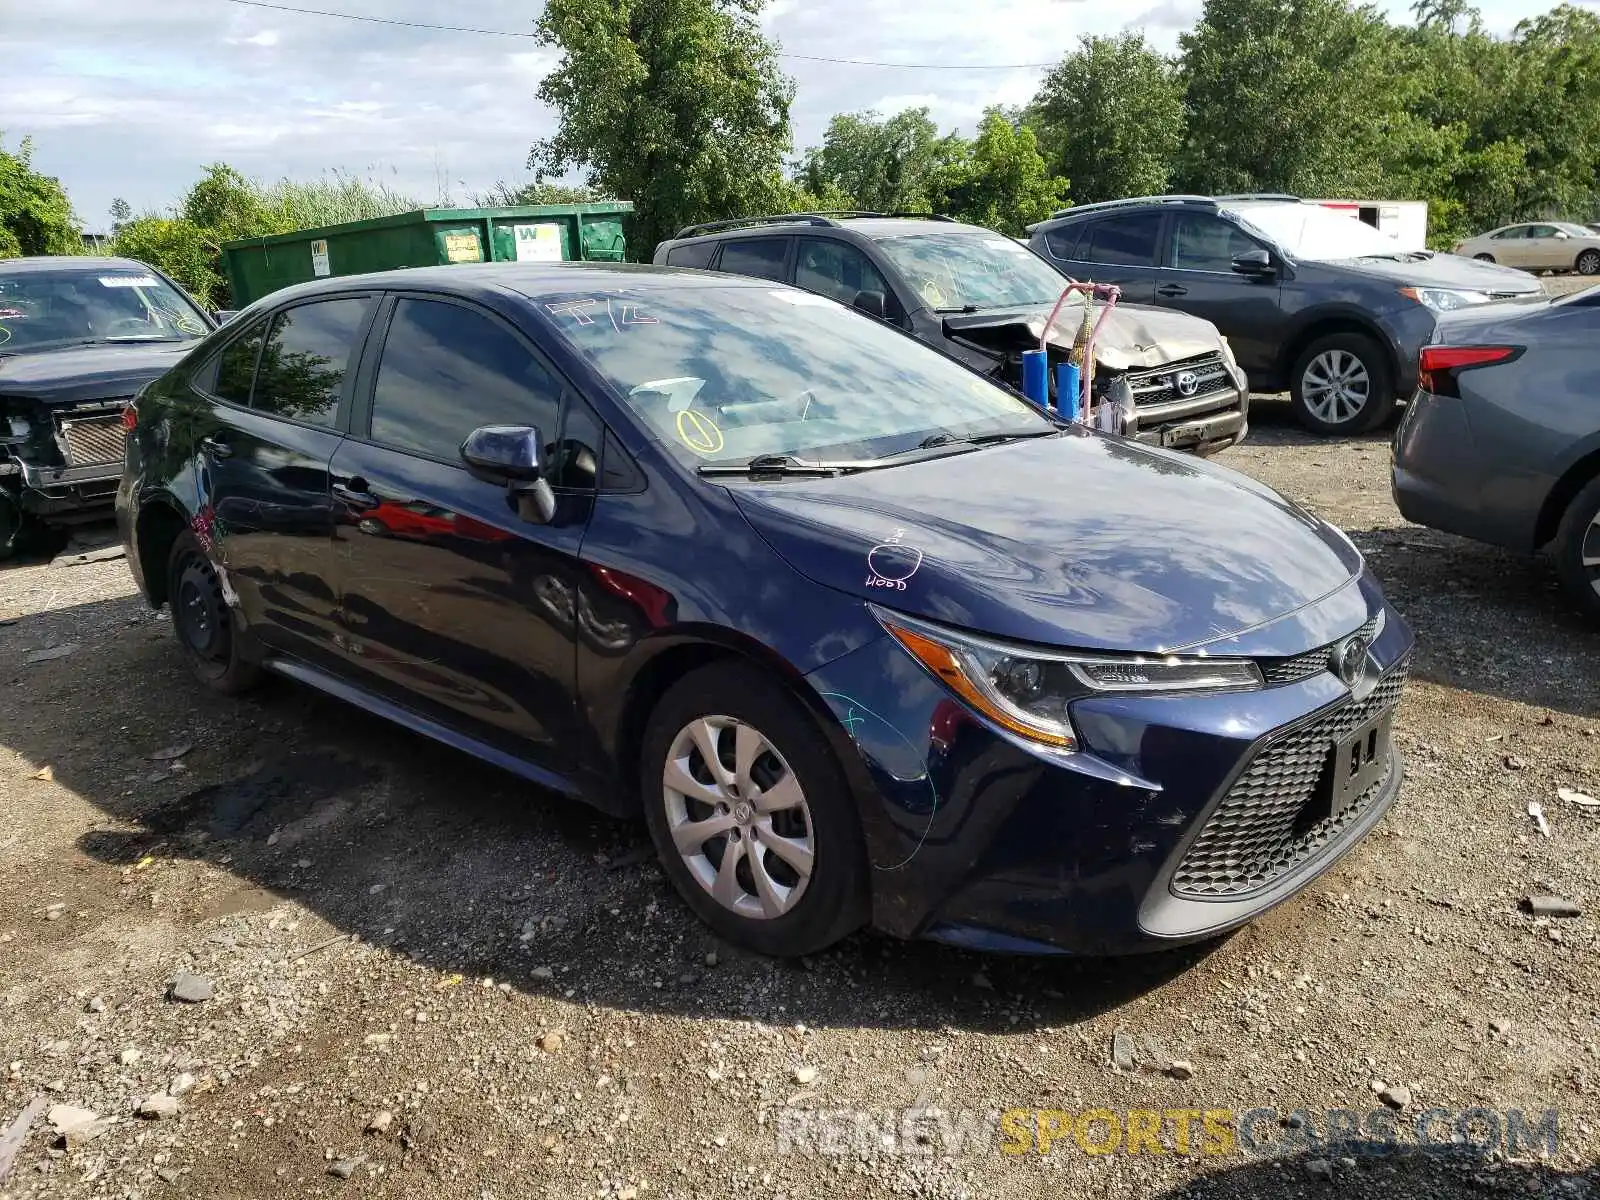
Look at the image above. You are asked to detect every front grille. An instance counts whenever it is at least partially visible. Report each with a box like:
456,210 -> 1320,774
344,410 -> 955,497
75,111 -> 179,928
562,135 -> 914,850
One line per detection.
1170,661 -> 1408,899
1259,614 -> 1383,687
1125,352 -> 1232,410
56,410 -> 127,467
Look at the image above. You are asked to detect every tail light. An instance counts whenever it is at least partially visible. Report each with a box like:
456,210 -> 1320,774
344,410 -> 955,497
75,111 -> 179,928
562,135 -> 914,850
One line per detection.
1418,345 -> 1521,398
120,402 -> 138,432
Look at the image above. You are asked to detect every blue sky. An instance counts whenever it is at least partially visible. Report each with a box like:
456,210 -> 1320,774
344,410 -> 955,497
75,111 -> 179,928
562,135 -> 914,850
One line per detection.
1,0 -> 1555,231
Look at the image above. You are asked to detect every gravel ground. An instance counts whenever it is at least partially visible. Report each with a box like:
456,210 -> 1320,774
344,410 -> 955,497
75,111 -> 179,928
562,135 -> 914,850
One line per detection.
3,308 -> 1599,1198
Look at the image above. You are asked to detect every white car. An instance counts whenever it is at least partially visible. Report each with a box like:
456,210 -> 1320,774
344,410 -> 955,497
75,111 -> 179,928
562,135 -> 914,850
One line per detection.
1454,221 -> 1600,276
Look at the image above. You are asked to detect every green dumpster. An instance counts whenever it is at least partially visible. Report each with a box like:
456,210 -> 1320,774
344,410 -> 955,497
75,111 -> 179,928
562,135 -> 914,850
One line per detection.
221,202 -> 634,307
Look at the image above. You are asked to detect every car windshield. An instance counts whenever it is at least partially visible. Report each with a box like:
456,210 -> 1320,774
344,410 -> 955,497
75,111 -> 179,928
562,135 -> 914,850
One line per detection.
873,231 -> 1068,311
1228,204 -> 1405,261
542,283 -> 1052,469
0,268 -> 209,353
1555,222 -> 1594,238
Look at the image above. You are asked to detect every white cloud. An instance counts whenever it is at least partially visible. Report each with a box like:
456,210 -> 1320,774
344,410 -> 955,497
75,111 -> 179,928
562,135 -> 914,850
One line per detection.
0,0 -> 1538,232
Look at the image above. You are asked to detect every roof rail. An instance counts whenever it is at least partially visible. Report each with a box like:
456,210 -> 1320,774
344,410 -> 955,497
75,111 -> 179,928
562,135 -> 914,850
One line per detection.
1214,193 -> 1302,203
1035,195 -> 1218,224
877,212 -> 957,222
672,213 -> 844,240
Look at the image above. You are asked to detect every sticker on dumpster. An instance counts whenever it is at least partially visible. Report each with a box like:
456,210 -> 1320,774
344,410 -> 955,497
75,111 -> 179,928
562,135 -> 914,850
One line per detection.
310,239 -> 330,277
442,231 -> 482,263
514,223 -> 563,262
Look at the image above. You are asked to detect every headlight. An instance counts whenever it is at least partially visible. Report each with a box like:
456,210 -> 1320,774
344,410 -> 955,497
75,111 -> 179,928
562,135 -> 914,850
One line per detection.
1217,335 -> 1239,368
873,607 -> 1264,750
1400,286 -> 1494,312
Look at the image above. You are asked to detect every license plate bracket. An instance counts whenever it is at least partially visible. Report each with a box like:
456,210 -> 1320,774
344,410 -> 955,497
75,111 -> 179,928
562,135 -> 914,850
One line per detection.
1159,421 -> 1209,447
1322,712 -> 1393,821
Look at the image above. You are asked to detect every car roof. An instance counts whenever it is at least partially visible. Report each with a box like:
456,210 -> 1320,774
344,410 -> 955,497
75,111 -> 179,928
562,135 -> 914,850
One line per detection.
240,261 -> 780,308
665,216 -> 988,245
0,256 -> 164,276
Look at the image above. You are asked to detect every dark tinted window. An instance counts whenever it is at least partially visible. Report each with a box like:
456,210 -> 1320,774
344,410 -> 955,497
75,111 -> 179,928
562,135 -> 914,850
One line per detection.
665,242 -> 717,269
253,298 -> 369,427
795,239 -> 892,307
211,318 -> 267,405
1079,214 -> 1163,267
551,397 -> 601,491
1170,213 -> 1261,271
370,298 -> 562,463
1529,224 -> 1558,239
1043,225 -> 1081,261
717,238 -> 790,281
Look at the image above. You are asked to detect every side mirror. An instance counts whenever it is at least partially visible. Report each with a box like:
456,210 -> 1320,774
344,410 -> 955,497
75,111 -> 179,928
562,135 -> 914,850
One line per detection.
1231,249 -> 1275,278
853,290 -> 888,319
461,425 -> 556,523
461,424 -> 543,482
212,310 -> 238,325
1554,230 -> 1570,240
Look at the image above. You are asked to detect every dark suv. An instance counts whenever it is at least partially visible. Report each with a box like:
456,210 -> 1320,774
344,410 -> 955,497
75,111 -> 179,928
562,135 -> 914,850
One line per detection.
654,213 -> 1250,454
1028,195 -> 1544,435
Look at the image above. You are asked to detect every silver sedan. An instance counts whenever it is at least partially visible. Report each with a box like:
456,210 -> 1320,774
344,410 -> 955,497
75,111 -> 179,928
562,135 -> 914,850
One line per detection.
1453,222 -> 1600,275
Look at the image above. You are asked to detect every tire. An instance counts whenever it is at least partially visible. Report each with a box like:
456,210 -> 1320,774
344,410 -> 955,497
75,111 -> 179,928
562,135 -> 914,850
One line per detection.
0,492 -> 21,561
1577,249 -> 1600,276
1473,253 -> 1495,263
639,662 -> 868,957
165,530 -> 261,694
1552,475 -> 1600,623
1290,331 -> 1397,436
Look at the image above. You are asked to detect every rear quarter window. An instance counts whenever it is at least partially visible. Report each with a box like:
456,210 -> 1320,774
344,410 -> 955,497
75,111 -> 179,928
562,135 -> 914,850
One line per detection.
664,242 -> 717,269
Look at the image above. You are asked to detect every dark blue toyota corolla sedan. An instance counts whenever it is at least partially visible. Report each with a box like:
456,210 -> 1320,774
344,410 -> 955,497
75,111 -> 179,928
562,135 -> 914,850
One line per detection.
117,262 -> 1412,958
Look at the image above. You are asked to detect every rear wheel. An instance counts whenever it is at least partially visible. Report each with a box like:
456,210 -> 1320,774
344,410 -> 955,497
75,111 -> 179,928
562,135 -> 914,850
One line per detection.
1474,253 -> 1495,263
640,663 -> 868,957
1553,476 -> 1600,623
166,531 -> 261,693
1290,332 -> 1397,436
1577,249 -> 1600,276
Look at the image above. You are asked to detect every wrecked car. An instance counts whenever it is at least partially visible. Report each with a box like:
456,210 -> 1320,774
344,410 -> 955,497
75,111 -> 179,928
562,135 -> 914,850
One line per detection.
653,214 -> 1249,453
0,257 -> 215,555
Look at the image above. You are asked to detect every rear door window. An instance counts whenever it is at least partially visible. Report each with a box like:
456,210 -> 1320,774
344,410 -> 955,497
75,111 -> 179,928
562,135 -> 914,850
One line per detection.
1079,214 -> 1164,267
716,238 -> 792,282
1043,225 -> 1083,261
368,297 -> 564,466
252,297 -> 370,428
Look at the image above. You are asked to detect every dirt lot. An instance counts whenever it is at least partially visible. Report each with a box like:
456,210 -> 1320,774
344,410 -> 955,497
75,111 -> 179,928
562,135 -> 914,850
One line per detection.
4,374 -> 1600,1196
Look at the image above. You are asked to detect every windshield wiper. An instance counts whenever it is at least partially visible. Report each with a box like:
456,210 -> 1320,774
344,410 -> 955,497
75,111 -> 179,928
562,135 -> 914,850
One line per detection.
698,454 -> 844,478
934,304 -> 981,314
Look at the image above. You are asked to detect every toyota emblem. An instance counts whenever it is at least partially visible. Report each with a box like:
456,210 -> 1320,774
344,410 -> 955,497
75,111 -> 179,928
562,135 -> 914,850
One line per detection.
1174,370 -> 1200,398
1332,635 -> 1369,686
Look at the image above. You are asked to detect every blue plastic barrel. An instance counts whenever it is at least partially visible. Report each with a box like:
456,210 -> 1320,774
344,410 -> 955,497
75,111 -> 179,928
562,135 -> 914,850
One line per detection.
1021,349 -> 1049,409
1055,362 -> 1081,422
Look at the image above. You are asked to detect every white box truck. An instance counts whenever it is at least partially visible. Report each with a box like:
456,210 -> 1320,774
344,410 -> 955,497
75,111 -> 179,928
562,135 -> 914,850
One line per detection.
1309,200 -> 1429,252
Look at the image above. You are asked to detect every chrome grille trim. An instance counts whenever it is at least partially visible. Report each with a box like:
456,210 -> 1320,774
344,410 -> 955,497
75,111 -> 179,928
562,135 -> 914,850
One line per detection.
1258,613 -> 1384,687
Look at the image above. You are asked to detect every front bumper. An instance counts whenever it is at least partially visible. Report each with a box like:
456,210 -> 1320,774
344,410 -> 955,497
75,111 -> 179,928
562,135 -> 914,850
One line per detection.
806,589 -> 1413,955
2,454 -> 122,520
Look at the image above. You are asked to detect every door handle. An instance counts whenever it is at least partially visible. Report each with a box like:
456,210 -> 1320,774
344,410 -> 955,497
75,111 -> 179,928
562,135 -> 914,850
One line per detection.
199,435 -> 233,459
332,479 -> 379,510
1156,284 -> 1188,298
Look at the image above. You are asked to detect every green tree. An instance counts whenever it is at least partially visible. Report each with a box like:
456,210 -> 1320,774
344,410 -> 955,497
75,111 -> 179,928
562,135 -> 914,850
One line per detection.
1176,0 -> 1416,197
109,197 -> 132,232
111,216 -> 222,307
798,108 -> 958,213
473,180 -> 600,207
528,0 -> 797,252
1028,33 -> 1185,205
0,135 -> 78,258
933,109 -> 1069,235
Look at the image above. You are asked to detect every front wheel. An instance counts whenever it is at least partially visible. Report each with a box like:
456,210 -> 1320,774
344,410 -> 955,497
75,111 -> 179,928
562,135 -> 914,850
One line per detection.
640,663 -> 868,957
1552,476 -> 1600,623
1577,249 -> 1600,276
166,531 -> 261,694
1290,332 -> 1396,436
1474,253 -> 1495,263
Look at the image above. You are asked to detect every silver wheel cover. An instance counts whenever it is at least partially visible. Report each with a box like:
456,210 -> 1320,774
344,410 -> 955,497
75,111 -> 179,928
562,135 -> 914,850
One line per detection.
1302,348 -> 1372,427
662,716 -> 815,920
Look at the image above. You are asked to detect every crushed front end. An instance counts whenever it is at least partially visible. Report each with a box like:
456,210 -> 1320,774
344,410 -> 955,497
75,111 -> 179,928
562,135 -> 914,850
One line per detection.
0,393 -> 130,548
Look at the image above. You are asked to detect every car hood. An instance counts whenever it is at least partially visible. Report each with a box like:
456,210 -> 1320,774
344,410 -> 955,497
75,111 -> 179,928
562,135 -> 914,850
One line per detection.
1317,252 -> 1543,297
730,431 -> 1361,653
941,301 -> 1222,370
0,341 -> 193,406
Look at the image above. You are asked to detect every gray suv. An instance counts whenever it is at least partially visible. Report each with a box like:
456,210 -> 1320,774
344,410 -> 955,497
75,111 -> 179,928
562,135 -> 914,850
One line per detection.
1028,195 -> 1543,436
654,213 -> 1250,454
